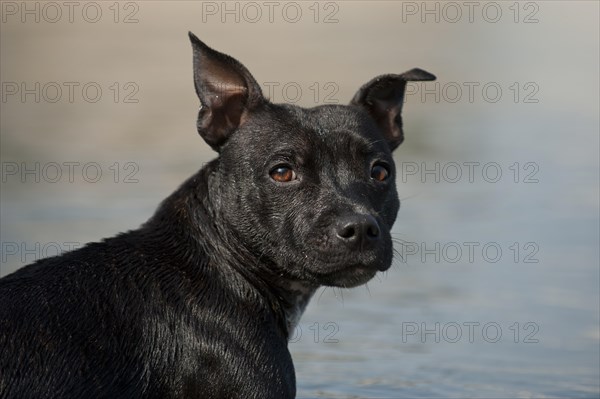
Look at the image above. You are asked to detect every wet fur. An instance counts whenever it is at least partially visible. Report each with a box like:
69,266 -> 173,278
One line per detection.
0,34 -> 434,398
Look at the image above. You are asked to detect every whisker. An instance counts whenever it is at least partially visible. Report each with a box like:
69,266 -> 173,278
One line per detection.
332,287 -> 345,305
398,193 -> 421,202
317,286 -> 329,304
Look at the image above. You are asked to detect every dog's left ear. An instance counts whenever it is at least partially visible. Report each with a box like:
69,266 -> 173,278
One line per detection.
189,32 -> 264,151
350,69 -> 436,151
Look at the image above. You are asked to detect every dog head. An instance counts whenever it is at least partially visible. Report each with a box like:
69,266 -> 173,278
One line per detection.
189,32 -> 435,288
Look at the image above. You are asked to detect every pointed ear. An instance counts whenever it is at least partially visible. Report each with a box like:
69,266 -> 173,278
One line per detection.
350,68 -> 436,151
188,32 -> 264,151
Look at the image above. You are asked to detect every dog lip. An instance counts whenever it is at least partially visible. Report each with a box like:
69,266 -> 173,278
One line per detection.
376,262 -> 391,272
313,265 -> 378,288
312,251 -> 392,273
315,259 -> 390,278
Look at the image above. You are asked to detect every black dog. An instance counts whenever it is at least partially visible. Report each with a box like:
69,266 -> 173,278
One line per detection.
0,33 -> 435,398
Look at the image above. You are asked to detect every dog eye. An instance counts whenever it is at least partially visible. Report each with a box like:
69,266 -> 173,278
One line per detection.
270,165 -> 297,183
371,163 -> 390,182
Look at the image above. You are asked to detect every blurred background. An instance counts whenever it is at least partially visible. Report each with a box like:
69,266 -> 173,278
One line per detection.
1,1 -> 598,397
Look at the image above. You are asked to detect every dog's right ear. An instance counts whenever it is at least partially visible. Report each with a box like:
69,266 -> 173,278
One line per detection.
189,32 -> 264,151
351,69 -> 436,151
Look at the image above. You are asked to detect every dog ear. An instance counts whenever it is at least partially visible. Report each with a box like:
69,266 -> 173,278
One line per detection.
350,69 -> 435,151
189,32 -> 264,151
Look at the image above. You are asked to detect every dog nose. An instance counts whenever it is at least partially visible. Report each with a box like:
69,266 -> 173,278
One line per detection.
335,214 -> 380,249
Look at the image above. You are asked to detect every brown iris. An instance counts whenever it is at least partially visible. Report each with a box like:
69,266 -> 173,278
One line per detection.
270,165 -> 296,183
371,163 -> 390,181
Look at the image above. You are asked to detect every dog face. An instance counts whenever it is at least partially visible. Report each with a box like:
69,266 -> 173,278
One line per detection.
189,33 -> 435,288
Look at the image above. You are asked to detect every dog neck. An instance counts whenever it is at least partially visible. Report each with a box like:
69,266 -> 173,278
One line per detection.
275,281 -> 316,336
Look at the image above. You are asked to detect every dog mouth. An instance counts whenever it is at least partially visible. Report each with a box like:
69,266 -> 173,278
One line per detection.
304,257 -> 391,288
273,225 -> 395,287
312,264 -> 379,288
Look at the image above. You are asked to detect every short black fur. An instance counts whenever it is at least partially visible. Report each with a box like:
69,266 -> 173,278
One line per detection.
0,33 -> 435,398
